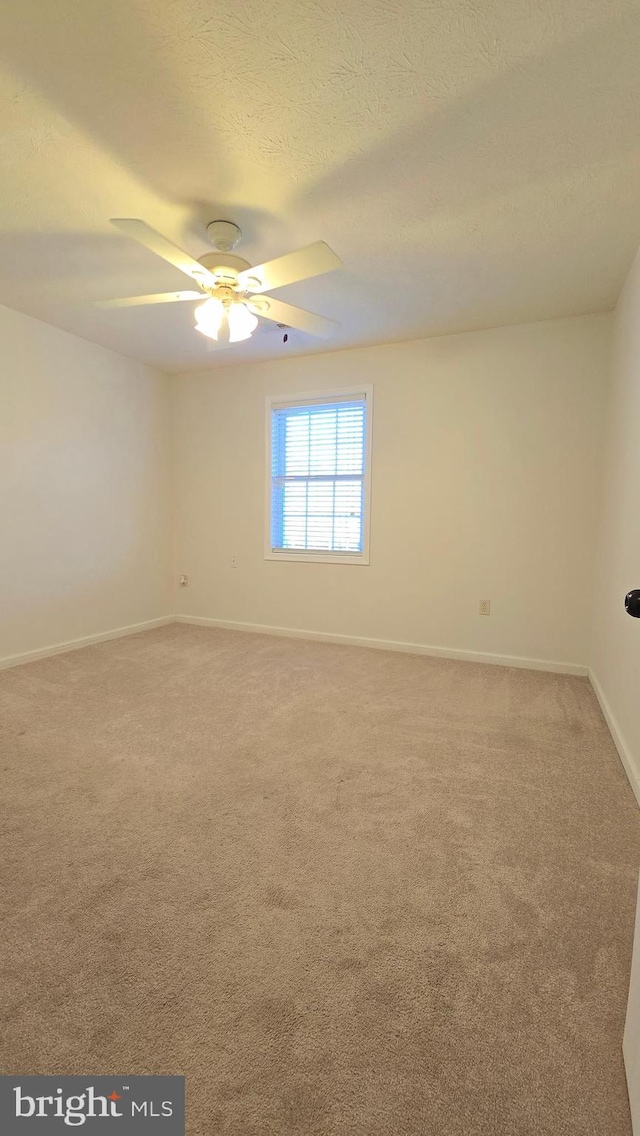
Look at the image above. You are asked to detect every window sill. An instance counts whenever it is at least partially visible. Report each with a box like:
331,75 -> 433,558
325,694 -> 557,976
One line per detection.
265,549 -> 370,566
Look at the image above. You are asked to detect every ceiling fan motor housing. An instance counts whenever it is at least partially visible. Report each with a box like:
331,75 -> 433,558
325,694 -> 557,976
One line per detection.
196,252 -> 251,289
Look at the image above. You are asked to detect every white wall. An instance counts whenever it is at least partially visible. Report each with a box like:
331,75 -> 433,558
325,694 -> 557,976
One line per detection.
591,248 -> 640,791
589,248 -> 640,1132
171,314 -> 611,670
0,305 -> 615,674
0,303 -> 171,662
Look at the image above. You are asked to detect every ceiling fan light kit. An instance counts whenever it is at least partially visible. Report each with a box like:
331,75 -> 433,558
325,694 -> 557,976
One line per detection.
195,295 -> 258,343
194,297 -> 225,340
227,302 -> 258,342
102,219 -> 342,349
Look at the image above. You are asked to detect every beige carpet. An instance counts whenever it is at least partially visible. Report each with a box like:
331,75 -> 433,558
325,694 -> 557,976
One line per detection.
1,623 -> 639,1135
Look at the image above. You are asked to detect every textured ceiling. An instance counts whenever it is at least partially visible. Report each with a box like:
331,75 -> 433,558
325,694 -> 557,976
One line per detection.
0,0 -> 639,372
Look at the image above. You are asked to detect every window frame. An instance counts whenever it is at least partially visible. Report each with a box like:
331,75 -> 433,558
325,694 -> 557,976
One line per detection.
264,385 -> 373,565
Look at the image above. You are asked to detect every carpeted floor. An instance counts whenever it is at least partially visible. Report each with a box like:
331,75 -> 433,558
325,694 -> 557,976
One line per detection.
1,623 -> 639,1135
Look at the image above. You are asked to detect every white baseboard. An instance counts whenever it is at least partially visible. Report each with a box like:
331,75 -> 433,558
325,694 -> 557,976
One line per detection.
589,669 -> 640,807
0,612 -> 589,678
0,617 -> 174,672
174,614 -> 588,675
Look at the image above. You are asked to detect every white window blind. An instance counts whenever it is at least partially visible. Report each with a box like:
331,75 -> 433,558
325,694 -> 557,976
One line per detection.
270,396 -> 368,556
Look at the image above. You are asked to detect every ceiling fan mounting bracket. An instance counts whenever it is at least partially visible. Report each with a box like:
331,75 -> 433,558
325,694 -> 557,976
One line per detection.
206,220 -> 242,253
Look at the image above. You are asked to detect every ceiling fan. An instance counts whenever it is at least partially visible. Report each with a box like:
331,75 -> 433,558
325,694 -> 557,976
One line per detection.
97,219 -> 342,346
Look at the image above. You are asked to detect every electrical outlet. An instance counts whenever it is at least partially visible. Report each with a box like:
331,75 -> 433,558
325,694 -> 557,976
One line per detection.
179,574 -> 189,588
479,599 -> 491,616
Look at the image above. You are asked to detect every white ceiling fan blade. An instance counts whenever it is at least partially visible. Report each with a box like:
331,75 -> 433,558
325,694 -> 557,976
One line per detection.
110,219 -> 217,287
95,290 -> 203,309
237,241 -> 342,294
247,296 -> 338,338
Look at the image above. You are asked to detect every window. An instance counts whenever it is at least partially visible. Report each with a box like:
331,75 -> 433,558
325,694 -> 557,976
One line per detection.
266,387 -> 372,564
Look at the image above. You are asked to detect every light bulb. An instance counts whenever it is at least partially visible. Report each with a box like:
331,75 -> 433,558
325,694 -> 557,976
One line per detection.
227,301 -> 258,342
194,297 -> 225,340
